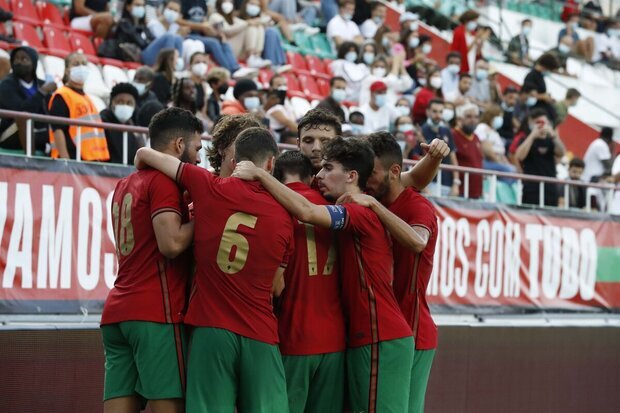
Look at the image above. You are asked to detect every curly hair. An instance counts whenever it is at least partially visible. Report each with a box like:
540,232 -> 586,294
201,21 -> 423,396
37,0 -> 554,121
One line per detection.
322,136 -> 375,190
297,108 -> 342,139
207,114 -> 263,173
149,107 -> 204,150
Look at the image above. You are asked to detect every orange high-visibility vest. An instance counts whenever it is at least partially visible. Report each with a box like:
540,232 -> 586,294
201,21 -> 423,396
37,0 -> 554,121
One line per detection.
48,86 -> 110,161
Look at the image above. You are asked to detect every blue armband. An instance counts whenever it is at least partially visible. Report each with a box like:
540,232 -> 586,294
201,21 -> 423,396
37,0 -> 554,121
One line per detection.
326,205 -> 347,230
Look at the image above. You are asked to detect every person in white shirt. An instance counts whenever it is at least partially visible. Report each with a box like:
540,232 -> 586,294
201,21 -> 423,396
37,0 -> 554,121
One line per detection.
440,51 -> 462,98
360,80 -> 398,133
610,154 -> 620,215
360,1 -> 387,39
358,53 -> 413,107
329,41 -> 370,102
444,73 -> 473,105
474,104 -> 516,181
582,127 -> 614,182
326,0 -> 363,46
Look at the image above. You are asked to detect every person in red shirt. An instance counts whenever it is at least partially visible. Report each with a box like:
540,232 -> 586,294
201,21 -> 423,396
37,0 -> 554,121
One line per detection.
233,137 -> 415,412
411,68 -> 443,125
452,103 -> 484,199
134,127 -> 294,412
450,10 -> 481,74
101,107 -> 203,413
341,132 -> 441,413
271,150 -> 346,413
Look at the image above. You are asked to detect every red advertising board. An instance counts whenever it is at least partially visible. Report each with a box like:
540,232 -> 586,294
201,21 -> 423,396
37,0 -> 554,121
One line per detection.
1,156 -> 619,314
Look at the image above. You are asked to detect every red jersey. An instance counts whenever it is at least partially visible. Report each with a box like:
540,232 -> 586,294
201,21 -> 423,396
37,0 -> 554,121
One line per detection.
278,182 -> 346,355
102,169 -> 189,325
339,204 -> 413,348
388,188 -> 438,350
452,127 -> 484,199
178,164 -> 294,345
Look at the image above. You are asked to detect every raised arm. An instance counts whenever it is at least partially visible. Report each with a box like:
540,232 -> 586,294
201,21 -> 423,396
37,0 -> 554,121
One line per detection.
232,161 -> 333,228
401,138 -> 450,190
134,147 -> 182,180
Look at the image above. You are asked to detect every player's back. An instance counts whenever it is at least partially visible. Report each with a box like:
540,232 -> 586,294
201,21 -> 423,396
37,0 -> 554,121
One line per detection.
102,168 -> 188,325
278,182 -> 346,355
179,164 -> 294,345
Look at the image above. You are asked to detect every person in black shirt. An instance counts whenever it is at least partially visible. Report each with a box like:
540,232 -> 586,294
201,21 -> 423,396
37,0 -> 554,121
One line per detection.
151,48 -> 178,105
498,86 -> 518,149
514,109 -> 566,207
188,52 -> 209,115
559,157 -> 587,209
522,53 -> 560,125
206,67 -> 230,125
100,83 -> 144,164
70,0 -> 114,38
132,66 -> 159,113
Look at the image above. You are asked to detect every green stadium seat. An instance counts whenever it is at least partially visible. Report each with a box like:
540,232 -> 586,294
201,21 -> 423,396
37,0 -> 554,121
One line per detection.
309,33 -> 336,59
293,31 -> 314,55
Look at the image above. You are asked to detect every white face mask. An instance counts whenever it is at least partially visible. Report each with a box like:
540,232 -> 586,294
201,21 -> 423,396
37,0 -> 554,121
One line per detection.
422,43 -> 432,55
114,104 -> 135,123
396,105 -> 410,117
244,96 -> 261,110
246,4 -> 261,17
175,57 -> 184,71
408,37 -> 420,49
442,108 -> 455,122
492,115 -> 504,130
372,67 -> 386,78
221,2 -> 234,14
163,8 -> 179,23
466,21 -> 477,31
132,82 -> 147,96
69,64 -> 89,84
448,64 -> 460,74
409,21 -> 419,31
558,43 -> 571,54
430,76 -> 442,89
363,52 -> 375,65
131,6 -> 146,19
191,63 -> 208,77
332,88 -> 346,103
345,51 -> 357,63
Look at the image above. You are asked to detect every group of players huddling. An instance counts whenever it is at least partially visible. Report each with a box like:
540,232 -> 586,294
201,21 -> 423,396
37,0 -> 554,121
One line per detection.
101,106 -> 450,413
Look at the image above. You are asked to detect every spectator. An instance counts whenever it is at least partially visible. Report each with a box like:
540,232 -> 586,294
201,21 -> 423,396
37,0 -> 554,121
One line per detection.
317,76 -> 349,123
221,78 -> 260,115
574,14 -> 597,61
48,53 -> 109,161
467,59 -> 492,110
498,86 -> 519,146
450,10 -> 480,74
444,73 -> 472,105
361,41 -> 378,65
0,46 -> 56,153
264,87 -> 297,141
394,97 -> 412,118
132,66 -> 159,112
358,54 -> 413,107
594,20 -> 620,68
487,67 -> 503,106
348,109 -> 365,136
417,99 -> 460,196
136,99 -> 166,128
408,35 -> 435,69
151,48 -> 179,105
171,77 -> 201,122
188,52 -> 209,115
206,67 -> 231,123
443,101 -> 456,128
360,80 -> 398,133
506,19 -> 533,67
70,0 -> 114,38
326,0 -> 363,47
360,1 -> 387,39
209,0 -> 253,60
373,25 -> 400,57
100,83 -> 144,164
0,50 -> 10,81
411,68 -> 443,125
547,35 -> 575,75
234,0 -> 279,68
559,158 -> 587,209
522,53 -> 560,124
513,84 -> 538,127
452,103 -> 483,199
553,88 -> 581,126
265,0 -> 318,27
393,114 -> 416,156
399,12 -> 420,35
329,42 -> 370,102
582,126 -> 614,182
558,13 -> 581,44
474,104 -> 517,180
513,109 -> 566,206
441,52 -> 462,98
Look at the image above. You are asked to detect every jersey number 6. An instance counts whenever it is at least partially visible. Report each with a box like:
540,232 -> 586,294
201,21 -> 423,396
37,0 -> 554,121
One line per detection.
216,212 -> 258,275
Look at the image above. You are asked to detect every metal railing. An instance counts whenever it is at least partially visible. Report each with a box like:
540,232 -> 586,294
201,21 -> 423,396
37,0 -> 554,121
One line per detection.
0,109 -> 617,213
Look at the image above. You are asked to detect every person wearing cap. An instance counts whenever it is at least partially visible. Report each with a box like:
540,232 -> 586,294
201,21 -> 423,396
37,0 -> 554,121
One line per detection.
360,1 -> 387,39
221,78 -> 261,115
0,46 -> 57,153
326,0 -> 363,47
100,83 -> 145,164
360,80 -> 398,133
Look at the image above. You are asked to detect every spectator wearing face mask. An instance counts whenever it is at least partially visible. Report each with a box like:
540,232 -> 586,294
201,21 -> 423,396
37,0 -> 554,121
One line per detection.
411,68 -> 443,125
444,73 -> 473,105
327,0 -> 364,47
547,36 -> 576,75
394,97 -> 412,119
264,85 -> 297,141
330,42 -> 370,102
358,54 -> 413,107
374,25 -> 400,57
348,109 -> 365,136
409,35 -> 435,69
450,10 -> 480,74
360,1 -> 387,39
188,52 -> 209,116
132,66 -> 160,112
522,53 -> 560,124
152,48 -> 182,105
360,80 -> 398,133
206,67 -> 231,124
317,76 -> 350,124
506,19 -> 533,67
360,42 -> 378,66
513,85 -> 538,128
466,59 -> 493,110
558,157 -> 587,209
100,83 -> 144,164
474,104 -> 516,181
594,20 -> 620,69
393,115 -> 417,158
559,13 -> 581,44
221,78 -> 261,115
452,103 -> 483,199
441,52 -> 462,98
498,86 -> 519,147
553,88 -> 581,127
48,52 -> 109,161
399,12 -> 420,41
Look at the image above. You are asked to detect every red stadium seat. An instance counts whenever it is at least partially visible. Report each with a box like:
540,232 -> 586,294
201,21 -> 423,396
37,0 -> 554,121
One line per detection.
316,77 -> 330,97
258,68 -> 274,86
0,23 -> 8,50
43,26 -> 72,57
286,51 -> 311,76
323,58 -> 334,76
37,2 -> 69,30
0,0 -> 10,12
68,32 -> 102,64
10,0 -> 42,26
12,22 -> 47,53
281,72 -> 305,99
305,55 -> 331,80
297,74 -> 324,101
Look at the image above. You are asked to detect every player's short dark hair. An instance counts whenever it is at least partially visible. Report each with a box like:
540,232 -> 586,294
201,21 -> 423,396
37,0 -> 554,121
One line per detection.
366,132 -> 403,169
297,108 -> 342,138
234,127 -> 279,165
330,76 -> 346,87
536,52 -> 560,71
566,88 -> 581,99
273,150 -> 313,183
322,137 -> 375,190
149,107 -> 203,150
569,157 -> 585,169
207,114 -> 263,173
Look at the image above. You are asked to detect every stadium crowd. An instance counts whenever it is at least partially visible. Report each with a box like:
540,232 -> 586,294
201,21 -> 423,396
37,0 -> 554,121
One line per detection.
0,0 -> 618,210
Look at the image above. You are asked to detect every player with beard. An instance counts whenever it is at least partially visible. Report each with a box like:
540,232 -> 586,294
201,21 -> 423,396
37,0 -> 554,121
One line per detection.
233,137 -> 417,412
339,132 -> 443,413
101,107 -> 203,413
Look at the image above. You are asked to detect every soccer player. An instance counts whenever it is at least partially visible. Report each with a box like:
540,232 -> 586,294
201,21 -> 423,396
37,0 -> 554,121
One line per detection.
233,137 -> 415,412
272,151 -> 346,413
341,132 -> 443,413
101,107 -> 203,413
134,127 -> 294,412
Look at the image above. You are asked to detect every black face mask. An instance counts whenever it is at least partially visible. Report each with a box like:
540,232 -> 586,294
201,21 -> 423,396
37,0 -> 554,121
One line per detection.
13,63 -> 32,79
217,84 -> 229,95
276,89 -> 287,104
461,124 -> 476,135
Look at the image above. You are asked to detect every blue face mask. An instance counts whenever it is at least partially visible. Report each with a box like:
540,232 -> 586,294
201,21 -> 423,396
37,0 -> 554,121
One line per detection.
244,96 -> 261,110
351,124 -> 364,134
363,52 -> 375,65
492,116 -> 504,130
332,88 -> 346,103
375,94 -> 386,107
345,51 -> 357,63
131,6 -> 146,19
476,69 -> 488,81
526,96 -> 537,107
